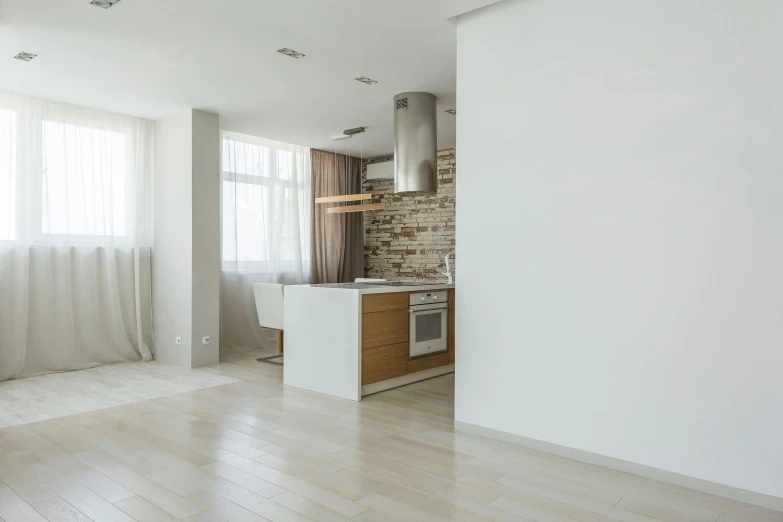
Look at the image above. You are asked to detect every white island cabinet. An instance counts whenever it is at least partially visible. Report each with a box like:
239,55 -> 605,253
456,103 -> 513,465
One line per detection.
284,283 -> 455,401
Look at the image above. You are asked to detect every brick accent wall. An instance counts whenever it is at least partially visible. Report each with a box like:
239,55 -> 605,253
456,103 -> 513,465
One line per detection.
363,148 -> 456,282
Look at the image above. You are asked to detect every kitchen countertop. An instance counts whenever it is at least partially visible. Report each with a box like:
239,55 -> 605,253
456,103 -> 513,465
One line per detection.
290,282 -> 455,294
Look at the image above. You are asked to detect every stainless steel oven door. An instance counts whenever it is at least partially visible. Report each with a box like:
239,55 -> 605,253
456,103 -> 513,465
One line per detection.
409,304 -> 448,358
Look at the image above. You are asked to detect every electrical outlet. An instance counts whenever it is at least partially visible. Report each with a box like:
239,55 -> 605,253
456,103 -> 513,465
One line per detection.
202,336 -> 211,345
175,336 -> 182,346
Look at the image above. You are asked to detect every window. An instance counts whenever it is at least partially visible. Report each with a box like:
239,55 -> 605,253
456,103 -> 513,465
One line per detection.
0,108 -> 16,241
41,121 -> 127,238
0,92 -> 149,247
221,133 -> 311,273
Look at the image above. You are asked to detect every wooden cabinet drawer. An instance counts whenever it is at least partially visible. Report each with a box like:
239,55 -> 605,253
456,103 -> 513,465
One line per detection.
362,309 -> 408,350
408,352 -> 449,374
363,292 -> 408,314
362,343 -> 408,385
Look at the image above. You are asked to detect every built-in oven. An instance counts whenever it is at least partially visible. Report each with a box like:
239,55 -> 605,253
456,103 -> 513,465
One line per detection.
409,291 -> 449,359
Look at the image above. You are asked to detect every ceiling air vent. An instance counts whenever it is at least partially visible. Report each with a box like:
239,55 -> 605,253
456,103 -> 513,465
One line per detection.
395,98 -> 408,110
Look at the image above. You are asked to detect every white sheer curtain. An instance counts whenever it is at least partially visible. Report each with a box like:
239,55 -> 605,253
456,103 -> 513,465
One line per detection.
220,130 -> 311,350
0,90 -> 153,381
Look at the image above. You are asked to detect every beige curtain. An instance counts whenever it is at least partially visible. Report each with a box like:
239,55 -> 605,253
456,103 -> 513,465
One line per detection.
310,149 -> 364,284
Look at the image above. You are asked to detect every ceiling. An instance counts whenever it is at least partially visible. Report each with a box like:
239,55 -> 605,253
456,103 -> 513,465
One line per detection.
0,0 -> 498,156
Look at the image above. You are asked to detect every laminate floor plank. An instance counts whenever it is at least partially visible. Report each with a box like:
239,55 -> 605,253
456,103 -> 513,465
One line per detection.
183,490 -> 270,522
0,483 -> 49,522
28,467 -> 135,522
72,451 -> 203,519
194,480 -> 312,522
202,457 -> 364,517
269,491 -> 352,522
113,496 -> 181,522
32,497 -> 92,522
0,473 -> 57,505
70,471 -> 133,505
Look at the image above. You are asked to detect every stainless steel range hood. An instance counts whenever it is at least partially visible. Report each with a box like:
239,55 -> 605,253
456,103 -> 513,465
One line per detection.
394,92 -> 437,195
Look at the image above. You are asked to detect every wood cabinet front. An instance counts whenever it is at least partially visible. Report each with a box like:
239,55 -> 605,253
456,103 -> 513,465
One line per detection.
408,352 -> 450,374
360,289 -> 454,388
362,309 -> 408,350
362,293 -> 408,314
362,343 -> 408,385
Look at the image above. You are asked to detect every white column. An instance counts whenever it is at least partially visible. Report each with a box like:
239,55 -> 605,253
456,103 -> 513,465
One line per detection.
153,109 -> 220,368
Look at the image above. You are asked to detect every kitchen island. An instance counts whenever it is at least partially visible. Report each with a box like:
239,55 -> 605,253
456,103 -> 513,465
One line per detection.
284,282 -> 455,401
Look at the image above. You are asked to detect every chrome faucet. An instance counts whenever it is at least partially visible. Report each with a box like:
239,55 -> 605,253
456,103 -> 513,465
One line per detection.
441,250 -> 455,284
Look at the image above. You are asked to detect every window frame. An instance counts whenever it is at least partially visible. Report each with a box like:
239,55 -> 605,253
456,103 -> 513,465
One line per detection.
37,115 -> 133,245
0,102 -> 135,246
221,137 -> 310,274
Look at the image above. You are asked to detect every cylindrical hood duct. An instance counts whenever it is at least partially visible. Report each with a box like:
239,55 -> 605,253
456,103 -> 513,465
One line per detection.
394,92 -> 437,194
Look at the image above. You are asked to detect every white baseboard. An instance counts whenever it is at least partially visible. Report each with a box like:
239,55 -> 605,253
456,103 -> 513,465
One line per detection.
362,365 -> 454,397
455,421 -> 783,513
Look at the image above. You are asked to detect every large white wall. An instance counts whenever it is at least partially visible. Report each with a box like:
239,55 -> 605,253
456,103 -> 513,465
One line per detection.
153,109 -> 220,368
455,0 -> 783,500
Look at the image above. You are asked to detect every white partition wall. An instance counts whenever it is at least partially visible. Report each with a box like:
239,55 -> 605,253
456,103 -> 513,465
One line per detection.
455,0 -> 783,502
153,109 -> 220,368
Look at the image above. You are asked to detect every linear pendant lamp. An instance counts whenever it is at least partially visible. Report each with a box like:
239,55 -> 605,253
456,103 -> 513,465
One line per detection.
315,126 -> 385,214
316,191 -> 384,212
326,202 -> 385,214
315,193 -> 371,204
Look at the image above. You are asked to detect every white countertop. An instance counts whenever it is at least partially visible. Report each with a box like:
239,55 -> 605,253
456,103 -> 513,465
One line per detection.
290,282 -> 455,294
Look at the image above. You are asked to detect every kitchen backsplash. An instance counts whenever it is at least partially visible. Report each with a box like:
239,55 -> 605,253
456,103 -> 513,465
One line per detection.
363,148 -> 456,282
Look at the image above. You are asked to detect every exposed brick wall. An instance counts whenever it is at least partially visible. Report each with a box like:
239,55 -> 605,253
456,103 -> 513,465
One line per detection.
363,148 -> 456,282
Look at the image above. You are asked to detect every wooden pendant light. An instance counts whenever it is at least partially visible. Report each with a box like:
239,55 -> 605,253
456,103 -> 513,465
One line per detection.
325,202 -> 385,214
315,193 -> 371,204
315,134 -> 385,213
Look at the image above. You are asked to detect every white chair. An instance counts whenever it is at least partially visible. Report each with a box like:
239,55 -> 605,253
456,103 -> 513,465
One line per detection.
253,283 -> 285,353
355,278 -> 387,283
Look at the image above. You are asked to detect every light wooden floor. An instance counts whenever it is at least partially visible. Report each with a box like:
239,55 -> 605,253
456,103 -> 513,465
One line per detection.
1,349 -> 781,522
0,362 -> 237,429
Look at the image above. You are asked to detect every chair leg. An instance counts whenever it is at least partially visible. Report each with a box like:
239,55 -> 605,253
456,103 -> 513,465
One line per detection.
277,330 -> 284,354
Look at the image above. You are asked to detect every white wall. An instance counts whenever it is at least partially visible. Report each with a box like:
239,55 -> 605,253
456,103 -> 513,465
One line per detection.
191,110 -> 221,367
153,111 -> 193,366
153,109 -> 220,368
456,0 -> 783,499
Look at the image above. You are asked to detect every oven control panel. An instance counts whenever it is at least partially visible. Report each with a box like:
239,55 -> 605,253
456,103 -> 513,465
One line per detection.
409,290 -> 448,306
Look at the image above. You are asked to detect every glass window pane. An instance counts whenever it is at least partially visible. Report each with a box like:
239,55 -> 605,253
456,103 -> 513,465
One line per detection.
41,121 -> 126,237
223,139 -> 270,177
0,109 -> 16,240
277,149 -> 293,180
222,180 -> 270,265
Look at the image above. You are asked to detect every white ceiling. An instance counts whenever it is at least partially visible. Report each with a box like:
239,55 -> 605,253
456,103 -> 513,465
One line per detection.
0,0 -> 498,156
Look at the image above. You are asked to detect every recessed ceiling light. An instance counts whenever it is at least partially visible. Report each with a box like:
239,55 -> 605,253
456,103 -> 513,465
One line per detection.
445,109 -> 457,115
277,48 -> 306,59
14,52 -> 37,62
90,0 -> 121,8
355,77 -> 378,85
